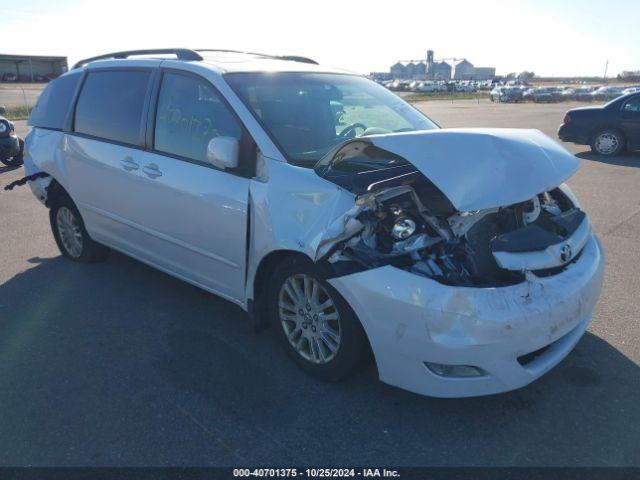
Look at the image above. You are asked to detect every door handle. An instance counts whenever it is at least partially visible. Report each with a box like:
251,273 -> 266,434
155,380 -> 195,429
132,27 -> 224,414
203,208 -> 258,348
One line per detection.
120,157 -> 139,171
142,163 -> 163,179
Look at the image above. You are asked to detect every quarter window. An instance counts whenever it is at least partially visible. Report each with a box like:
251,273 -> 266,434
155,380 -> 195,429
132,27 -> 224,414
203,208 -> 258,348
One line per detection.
28,72 -> 82,130
74,70 -> 151,145
154,72 -> 242,163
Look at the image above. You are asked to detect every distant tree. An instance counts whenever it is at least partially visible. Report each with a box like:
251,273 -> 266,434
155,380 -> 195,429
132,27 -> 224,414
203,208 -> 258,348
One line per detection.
619,71 -> 640,81
517,71 -> 535,80
505,72 -> 516,79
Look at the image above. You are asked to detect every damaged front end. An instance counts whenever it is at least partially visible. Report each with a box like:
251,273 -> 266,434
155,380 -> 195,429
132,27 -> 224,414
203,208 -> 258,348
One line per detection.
314,129 -> 586,287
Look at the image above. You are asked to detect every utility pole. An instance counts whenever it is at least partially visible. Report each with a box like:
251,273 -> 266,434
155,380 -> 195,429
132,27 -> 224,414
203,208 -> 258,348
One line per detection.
603,59 -> 609,84
29,57 -> 34,83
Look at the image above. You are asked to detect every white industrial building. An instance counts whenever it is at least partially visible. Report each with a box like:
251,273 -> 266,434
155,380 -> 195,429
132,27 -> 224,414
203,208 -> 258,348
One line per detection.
389,50 -> 496,81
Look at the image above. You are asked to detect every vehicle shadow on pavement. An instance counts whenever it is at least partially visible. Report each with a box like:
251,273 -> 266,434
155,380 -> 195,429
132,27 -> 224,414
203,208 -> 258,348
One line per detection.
0,252 -> 638,465
576,150 -> 640,168
0,165 -> 21,175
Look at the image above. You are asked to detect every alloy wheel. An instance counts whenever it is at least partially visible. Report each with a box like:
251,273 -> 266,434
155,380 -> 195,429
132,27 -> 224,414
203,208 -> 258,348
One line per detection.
595,132 -> 619,155
56,206 -> 83,258
278,274 -> 341,364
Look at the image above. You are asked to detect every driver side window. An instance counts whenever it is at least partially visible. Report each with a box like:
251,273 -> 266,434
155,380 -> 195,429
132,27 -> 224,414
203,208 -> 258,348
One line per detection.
154,72 -> 242,163
623,97 -> 640,113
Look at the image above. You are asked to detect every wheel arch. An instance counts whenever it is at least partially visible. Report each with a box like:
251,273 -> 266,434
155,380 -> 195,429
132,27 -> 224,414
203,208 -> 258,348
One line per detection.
248,249 -> 313,328
44,177 -> 74,209
589,123 -> 627,143
250,249 -> 375,372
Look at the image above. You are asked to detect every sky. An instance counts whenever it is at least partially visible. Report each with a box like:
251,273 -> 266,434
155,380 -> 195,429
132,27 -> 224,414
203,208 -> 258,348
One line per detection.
4,0 -> 639,77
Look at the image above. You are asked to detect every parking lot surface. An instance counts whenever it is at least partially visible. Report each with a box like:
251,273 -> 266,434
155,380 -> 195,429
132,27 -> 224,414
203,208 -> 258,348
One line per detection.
0,84 -> 43,108
1,100 -> 639,466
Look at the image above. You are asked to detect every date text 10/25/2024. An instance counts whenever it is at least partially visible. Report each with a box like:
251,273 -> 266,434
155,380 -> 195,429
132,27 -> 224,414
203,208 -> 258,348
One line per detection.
233,469 -> 400,478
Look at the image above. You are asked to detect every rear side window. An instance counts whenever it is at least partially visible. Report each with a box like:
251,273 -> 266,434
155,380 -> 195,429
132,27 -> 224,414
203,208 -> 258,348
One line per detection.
28,73 -> 82,130
74,70 -> 151,146
154,72 -> 242,163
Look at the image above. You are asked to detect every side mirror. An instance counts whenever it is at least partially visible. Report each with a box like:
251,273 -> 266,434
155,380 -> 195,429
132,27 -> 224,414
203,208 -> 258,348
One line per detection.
0,105 -> 6,115
206,136 -> 239,170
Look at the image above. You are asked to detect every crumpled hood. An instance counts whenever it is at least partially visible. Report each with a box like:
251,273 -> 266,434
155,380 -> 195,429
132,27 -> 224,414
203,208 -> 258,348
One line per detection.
366,128 -> 580,212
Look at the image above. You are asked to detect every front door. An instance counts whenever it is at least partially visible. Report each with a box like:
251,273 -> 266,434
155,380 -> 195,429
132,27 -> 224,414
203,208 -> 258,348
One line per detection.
131,70 -> 252,303
621,96 -> 640,150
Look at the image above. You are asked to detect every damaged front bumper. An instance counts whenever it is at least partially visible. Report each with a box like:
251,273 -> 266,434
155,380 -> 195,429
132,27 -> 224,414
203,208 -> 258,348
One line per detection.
329,233 -> 604,398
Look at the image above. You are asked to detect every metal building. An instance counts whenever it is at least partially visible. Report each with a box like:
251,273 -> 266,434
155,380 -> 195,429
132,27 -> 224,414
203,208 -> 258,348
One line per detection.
393,49 -> 496,81
390,60 -> 427,80
471,67 -> 497,80
0,54 -> 68,82
450,59 -> 475,80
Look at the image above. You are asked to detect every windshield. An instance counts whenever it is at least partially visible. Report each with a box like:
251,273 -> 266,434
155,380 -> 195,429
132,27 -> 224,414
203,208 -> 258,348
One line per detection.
225,72 -> 438,166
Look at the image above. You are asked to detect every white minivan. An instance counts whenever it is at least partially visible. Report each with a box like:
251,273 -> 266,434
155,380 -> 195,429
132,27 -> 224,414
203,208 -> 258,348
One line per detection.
23,49 -> 604,397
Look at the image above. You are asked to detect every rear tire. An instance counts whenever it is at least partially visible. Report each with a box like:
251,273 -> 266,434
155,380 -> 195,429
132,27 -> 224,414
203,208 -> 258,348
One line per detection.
50,195 -> 109,263
0,138 -> 23,167
591,129 -> 625,156
268,256 -> 368,382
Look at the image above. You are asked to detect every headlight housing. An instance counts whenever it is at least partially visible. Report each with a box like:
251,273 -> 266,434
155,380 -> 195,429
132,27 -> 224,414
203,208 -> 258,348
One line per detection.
391,217 -> 417,240
0,121 -> 8,135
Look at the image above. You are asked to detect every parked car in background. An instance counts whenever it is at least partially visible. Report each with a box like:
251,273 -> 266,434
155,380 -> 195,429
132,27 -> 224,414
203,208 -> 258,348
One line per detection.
590,86 -> 626,101
559,92 -> 640,155
490,86 -> 523,103
416,81 -> 439,93
532,87 -> 563,103
572,86 -> 598,101
408,81 -> 421,92
622,86 -> 640,95
454,82 -> 476,92
21,48 -> 604,398
522,87 -> 535,101
0,106 -> 24,167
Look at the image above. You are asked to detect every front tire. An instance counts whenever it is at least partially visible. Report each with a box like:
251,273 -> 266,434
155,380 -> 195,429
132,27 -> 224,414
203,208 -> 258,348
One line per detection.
268,257 -> 368,382
50,195 -> 109,263
591,129 -> 625,156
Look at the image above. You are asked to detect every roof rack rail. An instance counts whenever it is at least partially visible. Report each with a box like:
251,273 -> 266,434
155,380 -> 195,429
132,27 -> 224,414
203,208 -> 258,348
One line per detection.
276,55 -> 318,65
195,48 -> 268,56
72,48 -> 203,69
195,49 -> 318,65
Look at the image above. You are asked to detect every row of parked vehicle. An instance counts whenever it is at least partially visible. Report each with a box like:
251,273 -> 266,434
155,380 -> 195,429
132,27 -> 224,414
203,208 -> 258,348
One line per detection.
490,85 -> 639,103
1,72 -> 61,83
383,79 -> 493,93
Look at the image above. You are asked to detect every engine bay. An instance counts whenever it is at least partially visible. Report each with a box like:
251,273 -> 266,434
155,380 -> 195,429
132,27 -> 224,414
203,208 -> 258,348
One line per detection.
321,169 -> 583,287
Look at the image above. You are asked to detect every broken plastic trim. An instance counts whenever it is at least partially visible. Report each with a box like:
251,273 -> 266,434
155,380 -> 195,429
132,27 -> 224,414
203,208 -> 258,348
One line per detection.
319,179 -> 587,288
4,172 -> 50,191
492,212 -> 590,271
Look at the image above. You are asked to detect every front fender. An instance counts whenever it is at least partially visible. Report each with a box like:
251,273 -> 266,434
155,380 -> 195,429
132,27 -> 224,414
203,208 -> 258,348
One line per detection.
245,158 -> 357,303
